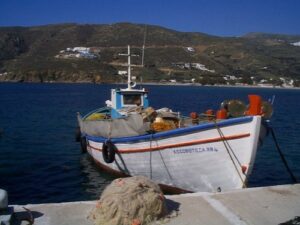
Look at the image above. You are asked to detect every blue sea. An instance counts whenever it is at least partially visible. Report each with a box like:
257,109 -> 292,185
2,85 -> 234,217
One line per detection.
0,83 -> 299,204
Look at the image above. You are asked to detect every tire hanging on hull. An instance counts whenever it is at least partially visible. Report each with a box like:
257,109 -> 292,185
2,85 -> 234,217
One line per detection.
75,127 -> 81,142
80,137 -> 87,153
102,141 -> 116,163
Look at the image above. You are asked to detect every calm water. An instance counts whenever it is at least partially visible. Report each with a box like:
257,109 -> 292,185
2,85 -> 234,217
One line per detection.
0,83 -> 299,204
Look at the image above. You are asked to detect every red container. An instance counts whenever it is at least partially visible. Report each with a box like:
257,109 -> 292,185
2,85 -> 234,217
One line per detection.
216,109 -> 227,119
247,95 -> 262,115
190,112 -> 199,119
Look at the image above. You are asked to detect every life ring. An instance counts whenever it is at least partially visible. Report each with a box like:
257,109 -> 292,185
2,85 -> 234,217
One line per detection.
80,137 -> 87,153
102,141 -> 116,163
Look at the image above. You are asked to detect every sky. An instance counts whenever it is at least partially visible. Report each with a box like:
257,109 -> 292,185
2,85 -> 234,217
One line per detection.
0,0 -> 299,37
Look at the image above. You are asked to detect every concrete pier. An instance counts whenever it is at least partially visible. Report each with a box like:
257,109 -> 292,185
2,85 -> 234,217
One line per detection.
10,184 -> 300,225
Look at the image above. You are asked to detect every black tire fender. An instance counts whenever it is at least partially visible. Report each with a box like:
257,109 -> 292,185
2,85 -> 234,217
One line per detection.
80,137 -> 87,153
75,127 -> 81,142
102,141 -> 116,163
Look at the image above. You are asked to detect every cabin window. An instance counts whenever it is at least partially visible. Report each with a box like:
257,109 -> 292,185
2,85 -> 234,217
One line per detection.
123,94 -> 142,106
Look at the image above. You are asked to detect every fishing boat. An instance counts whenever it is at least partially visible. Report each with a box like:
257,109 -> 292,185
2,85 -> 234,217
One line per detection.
77,46 -> 272,193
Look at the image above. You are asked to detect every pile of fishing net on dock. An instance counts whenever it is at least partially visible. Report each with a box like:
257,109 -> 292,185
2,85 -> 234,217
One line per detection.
89,176 -> 168,225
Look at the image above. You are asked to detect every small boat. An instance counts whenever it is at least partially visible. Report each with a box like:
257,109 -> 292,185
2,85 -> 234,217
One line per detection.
77,46 -> 273,193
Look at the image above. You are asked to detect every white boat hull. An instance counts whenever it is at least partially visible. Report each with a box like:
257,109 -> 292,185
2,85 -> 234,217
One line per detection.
84,116 -> 263,192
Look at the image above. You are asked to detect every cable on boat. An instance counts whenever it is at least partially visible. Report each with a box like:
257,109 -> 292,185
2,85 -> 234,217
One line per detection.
158,148 -> 173,181
148,131 -> 173,180
149,133 -> 153,179
215,122 -> 243,168
213,120 -> 247,188
270,127 -> 298,183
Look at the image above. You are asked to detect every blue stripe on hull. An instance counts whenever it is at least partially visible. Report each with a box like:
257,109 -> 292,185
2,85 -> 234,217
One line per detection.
85,116 -> 254,144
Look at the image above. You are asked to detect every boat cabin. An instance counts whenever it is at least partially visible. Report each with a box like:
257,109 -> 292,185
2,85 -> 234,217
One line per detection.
111,88 -> 149,110
105,45 -> 150,118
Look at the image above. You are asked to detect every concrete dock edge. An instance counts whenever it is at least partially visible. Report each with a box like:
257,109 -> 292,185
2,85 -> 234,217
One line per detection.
10,184 -> 300,225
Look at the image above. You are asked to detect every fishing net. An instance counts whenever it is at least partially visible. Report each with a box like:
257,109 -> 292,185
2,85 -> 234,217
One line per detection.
88,176 -> 168,225
78,113 -> 150,138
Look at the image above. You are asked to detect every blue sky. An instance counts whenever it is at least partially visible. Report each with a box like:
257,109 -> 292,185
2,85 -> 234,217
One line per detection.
0,0 -> 299,36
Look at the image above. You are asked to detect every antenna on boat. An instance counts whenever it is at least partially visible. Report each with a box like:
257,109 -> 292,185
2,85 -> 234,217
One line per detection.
141,24 -> 147,67
119,45 -> 138,90
271,95 -> 276,105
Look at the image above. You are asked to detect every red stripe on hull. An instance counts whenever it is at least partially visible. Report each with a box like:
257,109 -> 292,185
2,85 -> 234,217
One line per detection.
88,133 -> 250,154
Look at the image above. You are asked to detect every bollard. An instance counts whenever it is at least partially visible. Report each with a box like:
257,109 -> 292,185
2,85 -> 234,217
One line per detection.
0,189 -> 8,210
0,189 -> 13,225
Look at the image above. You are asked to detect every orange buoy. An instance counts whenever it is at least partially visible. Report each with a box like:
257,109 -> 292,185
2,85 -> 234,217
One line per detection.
190,112 -> 199,119
131,219 -> 141,225
205,109 -> 214,120
205,109 -> 214,115
216,109 -> 227,119
241,165 -> 248,174
190,112 -> 199,124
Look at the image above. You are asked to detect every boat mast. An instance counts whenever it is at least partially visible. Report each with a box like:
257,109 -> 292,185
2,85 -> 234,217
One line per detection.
119,45 -> 133,90
127,45 -> 131,90
141,25 -> 147,67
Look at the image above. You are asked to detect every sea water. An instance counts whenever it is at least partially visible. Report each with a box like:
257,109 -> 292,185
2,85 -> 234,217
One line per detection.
0,83 -> 299,204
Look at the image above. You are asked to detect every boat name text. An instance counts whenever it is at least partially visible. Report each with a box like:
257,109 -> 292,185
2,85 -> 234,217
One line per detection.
173,147 -> 218,154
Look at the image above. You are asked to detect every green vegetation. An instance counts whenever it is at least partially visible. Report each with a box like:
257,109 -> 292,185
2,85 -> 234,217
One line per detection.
0,23 -> 299,86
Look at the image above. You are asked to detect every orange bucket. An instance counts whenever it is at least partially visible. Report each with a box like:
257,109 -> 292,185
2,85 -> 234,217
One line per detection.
216,109 -> 227,119
247,95 -> 262,115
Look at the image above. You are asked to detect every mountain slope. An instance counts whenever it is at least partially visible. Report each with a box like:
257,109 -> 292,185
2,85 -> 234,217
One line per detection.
0,23 -> 299,85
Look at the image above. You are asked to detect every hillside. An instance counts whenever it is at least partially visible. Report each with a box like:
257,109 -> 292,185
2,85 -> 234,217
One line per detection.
0,23 -> 300,86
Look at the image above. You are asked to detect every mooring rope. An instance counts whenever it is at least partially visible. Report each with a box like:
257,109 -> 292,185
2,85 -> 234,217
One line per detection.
270,127 -> 298,183
215,122 -> 243,168
149,133 -> 153,179
158,149 -> 173,180
213,120 -> 247,188
149,133 -> 172,180
21,207 -> 34,225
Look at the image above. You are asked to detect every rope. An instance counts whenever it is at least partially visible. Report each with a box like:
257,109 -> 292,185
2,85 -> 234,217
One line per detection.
158,149 -> 173,180
149,133 -> 172,180
213,120 -> 247,188
149,133 -> 153,179
215,122 -> 243,168
270,127 -> 298,183
108,120 -> 112,139
21,207 -> 34,225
